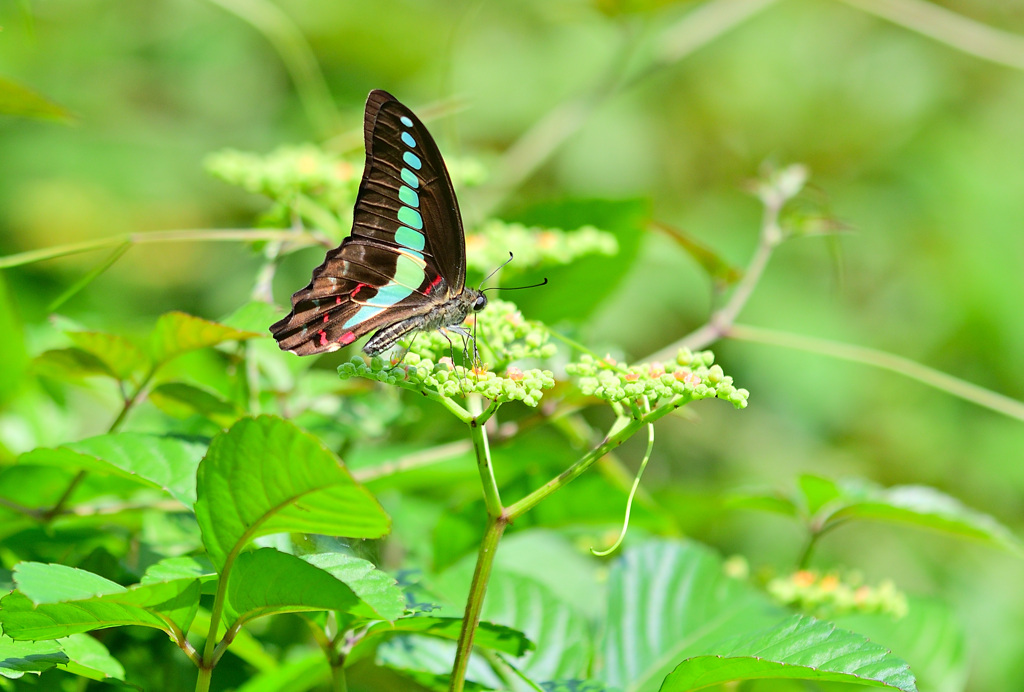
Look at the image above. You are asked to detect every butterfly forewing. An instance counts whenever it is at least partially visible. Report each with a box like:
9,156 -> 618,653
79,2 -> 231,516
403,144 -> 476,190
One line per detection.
270,90 -> 467,356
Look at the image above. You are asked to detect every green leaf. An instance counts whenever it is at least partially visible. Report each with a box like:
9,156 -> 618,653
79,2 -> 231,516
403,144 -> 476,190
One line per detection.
57,633 -> 126,681
659,615 -> 916,692
221,300 -> 282,334
0,633 -> 69,678
601,540 -> 784,691
798,474 -> 842,515
835,597 -> 966,692
140,555 -> 216,585
0,591 -> 169,640
826,480 -> 1021,552
350,617 -> 532,668
194,416 -> 390,569
149,381 -> 244,427
19,432 -> 207,506
66,331 -> 150,382
148,311 -> 262,365
0,76 -> 75,123
14,562 -> 125,604
302,552 -> 405,622
224,548 -> 401,624
32,347 -> 118,381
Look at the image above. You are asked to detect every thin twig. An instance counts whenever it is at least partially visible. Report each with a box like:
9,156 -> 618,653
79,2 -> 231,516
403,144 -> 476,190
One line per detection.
839,0 -> 1024,71
729,323 -> 1024,422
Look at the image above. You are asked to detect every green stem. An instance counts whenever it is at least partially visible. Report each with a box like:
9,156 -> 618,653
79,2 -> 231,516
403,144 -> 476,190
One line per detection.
194,666 -> 212,692
0,228 -> 319,269
448,513 -> 508,692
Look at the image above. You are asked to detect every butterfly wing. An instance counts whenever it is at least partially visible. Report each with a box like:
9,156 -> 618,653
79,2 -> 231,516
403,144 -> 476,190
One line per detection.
271,90 -> 467,355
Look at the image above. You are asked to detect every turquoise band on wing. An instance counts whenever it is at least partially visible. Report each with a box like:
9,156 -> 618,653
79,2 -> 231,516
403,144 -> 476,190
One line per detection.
401,131 -> 416,148
400,116 -> 413,127
401,168 -> 419,188
397,206 -> 423,230
399,185 -> 419,208
403,151 -> 422,170
395,226 -> 426,252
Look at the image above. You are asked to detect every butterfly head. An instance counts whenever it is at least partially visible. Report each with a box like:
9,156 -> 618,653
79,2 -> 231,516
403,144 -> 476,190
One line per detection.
472,293 -> 488,312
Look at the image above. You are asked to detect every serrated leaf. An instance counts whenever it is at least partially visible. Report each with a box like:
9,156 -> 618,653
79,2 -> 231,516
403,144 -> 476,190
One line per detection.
19,432 -> 207,506
0,76 -> 75,123
194,416 -> 390,569
148,311 -> 261,365
66,331 -> 150,382
0,633 -> 69,679
140,556 -> 216,584
302,552 -> 405,622
835,597 -> 966,692
827,481 -> 1021,552
659,615 -> 916,691
350,617 -> 531,668
149,381 -> 244,427
33,347 -> 118,380
601,540 -> 784,691
0,591 -> 169,640
224,548 -> 400,625
57,633 -> 125,681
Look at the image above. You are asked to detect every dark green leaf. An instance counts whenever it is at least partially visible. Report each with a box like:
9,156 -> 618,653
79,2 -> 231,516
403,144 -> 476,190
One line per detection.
149,381 -> 244,427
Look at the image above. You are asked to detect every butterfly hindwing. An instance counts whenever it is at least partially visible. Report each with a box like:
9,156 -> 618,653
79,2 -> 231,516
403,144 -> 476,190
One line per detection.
271,89 -> 465,356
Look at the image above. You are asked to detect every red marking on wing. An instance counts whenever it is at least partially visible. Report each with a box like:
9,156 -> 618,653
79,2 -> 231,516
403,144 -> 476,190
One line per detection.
351,283 -> 367,298
318,330 -> 328,346
424,275 -> 443,295
323,314 -> 330,323
339,331 -> 356,345
335,296 -> 343,305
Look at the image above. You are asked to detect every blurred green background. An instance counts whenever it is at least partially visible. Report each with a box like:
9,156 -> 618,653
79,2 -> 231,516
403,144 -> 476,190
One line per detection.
2,0 -> 1024,689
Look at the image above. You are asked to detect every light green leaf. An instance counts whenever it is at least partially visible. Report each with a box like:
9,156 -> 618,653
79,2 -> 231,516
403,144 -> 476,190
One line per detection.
827,480 -> 1021,552
14,562 -> 124,604
57,633 -> 126,681
659,615 -> 916,691
141,555 -> 216,584
224,548 -> 401,624
0,591 -> 169,640
19,432 -> 207,506
66,330 -> 150,382
0,633 -> 69,678
0,275 -> 28,406
149,381 -> 244,427
0,76 -> 75,123
601,540 -> 784,692
148,311 -> 261,365
302,552 -> 405,622
194,416 -> 390,569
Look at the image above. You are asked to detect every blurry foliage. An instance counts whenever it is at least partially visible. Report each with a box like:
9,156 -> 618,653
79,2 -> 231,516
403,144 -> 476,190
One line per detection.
1,0 -> 1024,690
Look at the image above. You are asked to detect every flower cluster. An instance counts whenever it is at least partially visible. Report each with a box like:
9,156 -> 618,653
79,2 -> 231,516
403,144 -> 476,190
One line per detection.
768,569 -> 908,620
566,349 -> 749,411
338,355 -> 554,407
205,145 -> 360,209
465,220 -> 618,273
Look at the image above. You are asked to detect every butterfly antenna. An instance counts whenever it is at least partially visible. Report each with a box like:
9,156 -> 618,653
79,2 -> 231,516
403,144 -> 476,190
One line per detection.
477,252 -> 515,290
482,277 -> 549,293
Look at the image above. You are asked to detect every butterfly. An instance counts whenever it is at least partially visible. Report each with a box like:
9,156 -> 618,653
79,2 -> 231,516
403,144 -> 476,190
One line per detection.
270,89 -> 486,358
